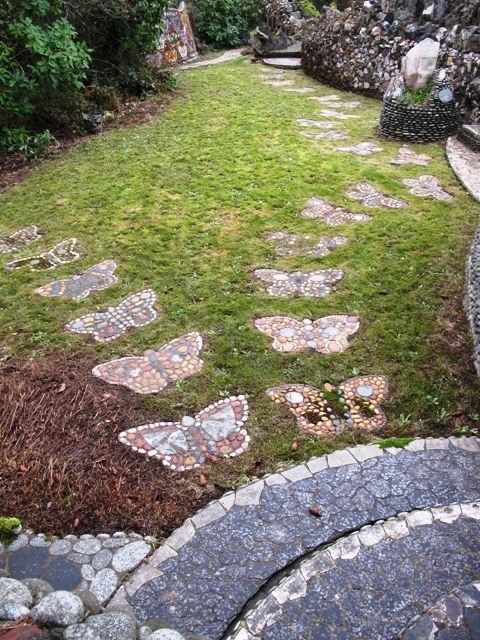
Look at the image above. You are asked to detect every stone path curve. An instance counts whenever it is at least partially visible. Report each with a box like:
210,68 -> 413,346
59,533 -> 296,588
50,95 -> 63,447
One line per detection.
113,437 -> 480,639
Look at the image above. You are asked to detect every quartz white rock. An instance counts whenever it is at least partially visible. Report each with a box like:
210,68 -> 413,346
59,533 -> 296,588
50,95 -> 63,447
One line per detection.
401,38 -> 440,90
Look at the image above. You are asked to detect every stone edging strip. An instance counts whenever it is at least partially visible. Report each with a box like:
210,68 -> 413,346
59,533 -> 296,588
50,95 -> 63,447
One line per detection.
225,501 -> 480,639
466,227 -> 480,378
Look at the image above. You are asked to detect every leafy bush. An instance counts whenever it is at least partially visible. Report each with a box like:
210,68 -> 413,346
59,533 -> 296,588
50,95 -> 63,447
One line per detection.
189,0 -> 266,48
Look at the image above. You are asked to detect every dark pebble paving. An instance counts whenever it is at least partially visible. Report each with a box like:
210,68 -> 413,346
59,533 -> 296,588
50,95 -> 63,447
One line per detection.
130,442 -> 480,639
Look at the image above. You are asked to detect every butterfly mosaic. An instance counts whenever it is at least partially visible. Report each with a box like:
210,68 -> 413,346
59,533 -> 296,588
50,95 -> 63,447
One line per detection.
299,197 -> 372,226
265,231 -> 348,258
253,268 -> 344,298
119,395 -> 250,471
300,131 -> 347,141
336,142 -> 383,156
296,119 -> 336,129
402,175 -> 453,202
255,315 -> 360,354
319,109 -> 359,120
66,289 -> 159,342
35,260 -> 118,300
0,225 -> 42,254
92,332 -> 204,394
390,146 -> 432,166
346,183 -> 407,209
267,375 -> 389,437
6,238 -> 80,271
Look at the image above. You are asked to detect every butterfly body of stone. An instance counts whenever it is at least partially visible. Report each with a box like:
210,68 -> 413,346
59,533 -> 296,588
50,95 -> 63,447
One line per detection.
267,375 -> 388,437
254,268 -> 344,298
254,316 -> 360,353
65,289 -> 158,342
6,238 -> 80,271
0,225 -> 42,253
119,396 -> 250,471
35,260 -> 118,300
92,332 -> 204,394
299,197 -> 372,226
346,183 -> 407,209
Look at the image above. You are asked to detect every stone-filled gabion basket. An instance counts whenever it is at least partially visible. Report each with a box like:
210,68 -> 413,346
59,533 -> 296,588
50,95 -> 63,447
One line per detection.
380,75 -> 459,142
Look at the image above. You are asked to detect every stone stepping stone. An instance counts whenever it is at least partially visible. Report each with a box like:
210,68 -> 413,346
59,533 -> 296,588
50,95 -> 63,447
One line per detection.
267,375 -> 388,437
307,95 -> 341,102
92,332 -> 204,394
319,109 -> 359,120
446,136 -> 480,203
118,396 -> 250,472
335,142 -> 383,156
253,268 -> 344,298
0,225 -> 42,254
265,231 -> 348,257
402,175 -> 453,202
228,503 -> 480,640
390,145 -> 432,166
262,79 -> 294,87
6,238 -> 80,271
125,437 -> 480,639
296,119 -> 336,129
310,99 -> 360,109
299,197 -> 372,226
399,582 -> 480,639
346,182 -> 408,208
300,130 -> 348,141
65,289 -> 159,342
262,57 -> 302,70
254,315 -> 360,354
284,87 -> 316,93
34,260 -> 118,300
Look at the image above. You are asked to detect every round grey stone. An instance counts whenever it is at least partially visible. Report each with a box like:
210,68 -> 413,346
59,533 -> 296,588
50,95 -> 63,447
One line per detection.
74,590 -> 101,615
147,631 -> 186,640
103,538 -> 127,549
0,576 -> 33,606
69,552 -> 91,564
6,533 -> 29,551
92,549 -> 112,571
85,612 -> 136,640
50,540 -> 73,556
111,541 -> 150,573
64,624 -> 102,640
23,578 -> 54,603
80,534 -> 95,540
0,602 -> 30,620
81,565 -> 94,581
73,540 -> 102,555
30,536 -> 49,548
90,568 -> 118,605
31,591 -> 84,627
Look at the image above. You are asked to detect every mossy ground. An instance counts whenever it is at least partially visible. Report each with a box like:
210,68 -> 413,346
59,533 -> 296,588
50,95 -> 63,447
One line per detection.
1,58 -> 479,497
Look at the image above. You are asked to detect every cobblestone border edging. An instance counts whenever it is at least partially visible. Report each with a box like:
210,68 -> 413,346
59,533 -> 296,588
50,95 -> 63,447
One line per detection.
465,228 -> 480,377
446,137 -> 480,204
119,437 -> 480,638
226,501 -> 480,639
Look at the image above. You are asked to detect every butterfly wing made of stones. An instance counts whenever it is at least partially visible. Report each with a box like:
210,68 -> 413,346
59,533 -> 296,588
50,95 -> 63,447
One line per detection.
338,375 -> 389,431
6,238 -> 79,271
118,289 -> 158,326
267,384 -> 348,437
35,260 -> 118,300
254,269 -> 298,297
92,332 -> 204,394
0,225 -> 42,253
194,396 -> 250,460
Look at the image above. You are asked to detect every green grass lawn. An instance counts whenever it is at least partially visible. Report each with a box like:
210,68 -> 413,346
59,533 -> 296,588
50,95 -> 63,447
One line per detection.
1,58 -> 479,487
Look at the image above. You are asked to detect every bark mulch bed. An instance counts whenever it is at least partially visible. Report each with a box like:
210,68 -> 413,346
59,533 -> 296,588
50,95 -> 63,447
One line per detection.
0,354 -> 220,538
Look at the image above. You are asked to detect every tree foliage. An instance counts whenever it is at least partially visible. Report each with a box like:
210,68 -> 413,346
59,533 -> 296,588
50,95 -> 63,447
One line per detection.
189,0 -> 266,48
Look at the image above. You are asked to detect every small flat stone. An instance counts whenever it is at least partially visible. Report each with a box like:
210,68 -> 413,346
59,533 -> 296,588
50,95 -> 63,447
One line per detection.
235,480 -> 264,507
111,541 -> 150,573
73,539 -> 102,555
191,502 -> 226,529
307,457 -> 328,474
85,612 -> 137,640
49,540 -> 72,556
327,449 -> 357,468
90,568 -> 118,605
166,520 -> 195,551
64,625 -> 102,640
281,465 -> 312,483
92,549 -> 113,571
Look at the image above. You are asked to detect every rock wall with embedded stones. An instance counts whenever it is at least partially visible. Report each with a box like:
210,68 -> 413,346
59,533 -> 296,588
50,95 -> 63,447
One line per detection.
466,228 -> 480,378
302,0 -> 480,123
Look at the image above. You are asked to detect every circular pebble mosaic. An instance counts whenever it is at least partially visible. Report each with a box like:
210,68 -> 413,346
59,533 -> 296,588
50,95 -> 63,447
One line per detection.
253,268 -> 344,298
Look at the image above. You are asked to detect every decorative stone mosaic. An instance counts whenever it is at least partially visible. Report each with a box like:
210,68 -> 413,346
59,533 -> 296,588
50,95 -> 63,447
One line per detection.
267,375 -> 389,437
6,238 -> 80,271
253,268 -> 344,298
119,396 -> 250,471
254,315 -> 360,353
92,332 -> 204,394
335,142 -> 383,156
319,109 -> 359,120
390,145 -> 432,166
262,79 -> 294,87
346,182 -> 408,208
309,98 -> 360,109
265,231 -> 348,257
0,225 -> 42,253
34,260 -> 118,300
65,289 -> 159,342
307,95 -> 341,102
285,87 -> 316,93
447,137 -> 480,203
296,119 -> 336,129
300,131 -> 348,141
466,229 -> 480,377
402,174 -> 453,202
300,197 -> 372,226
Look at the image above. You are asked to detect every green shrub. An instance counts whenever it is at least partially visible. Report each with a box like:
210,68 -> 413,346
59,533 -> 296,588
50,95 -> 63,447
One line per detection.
0,516 -> 22,536
189,0 -> 266,48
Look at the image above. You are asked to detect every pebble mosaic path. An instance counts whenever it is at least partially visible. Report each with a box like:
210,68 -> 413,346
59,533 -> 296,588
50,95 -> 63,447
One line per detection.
265,231 -> 348,257
226,503 -> 480,640
65,289 -> 159,342
335,141 -> 383,156
300,130 -> 347,140
390,146 -> 432,166
254,315 -> 360,354
346,182 -> 408,209
296,119 -> 337,129
0,225 -> 42,253
92,332 -> 204,394
299,197 -> 372,225
319,109 -> 359,120
253,268 -> 344,298
121,438 -> 480,639
402,175 -> 454,202
118,396 -> 250,471
34,260 -> 118,300
6,238 -> 80,271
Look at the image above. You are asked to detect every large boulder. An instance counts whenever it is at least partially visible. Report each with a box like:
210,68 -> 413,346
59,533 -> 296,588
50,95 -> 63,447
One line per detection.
31,591 -> 84,627
401,38 -> 440,89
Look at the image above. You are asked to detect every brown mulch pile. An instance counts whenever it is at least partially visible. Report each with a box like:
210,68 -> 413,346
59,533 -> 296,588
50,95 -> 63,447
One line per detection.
0,354 -> 220,537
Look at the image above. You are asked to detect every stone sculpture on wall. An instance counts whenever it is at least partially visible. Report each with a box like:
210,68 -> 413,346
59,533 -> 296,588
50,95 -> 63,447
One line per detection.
149,2 -> 198,67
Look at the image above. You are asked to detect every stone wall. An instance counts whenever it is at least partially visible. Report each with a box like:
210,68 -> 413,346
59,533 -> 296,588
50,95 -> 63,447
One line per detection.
302,0 -> 480,123
466,228 -> 480,378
